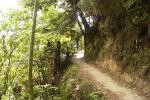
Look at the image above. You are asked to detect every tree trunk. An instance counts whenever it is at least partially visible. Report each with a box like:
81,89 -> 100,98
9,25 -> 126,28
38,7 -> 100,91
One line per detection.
148,20 -> 150,39
77,11 -> 103,60
28,0 -> 38,99
84,32 -> 103,60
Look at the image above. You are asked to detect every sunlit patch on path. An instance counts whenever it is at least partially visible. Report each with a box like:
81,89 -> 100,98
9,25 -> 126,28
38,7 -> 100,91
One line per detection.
74,50 -> 84,58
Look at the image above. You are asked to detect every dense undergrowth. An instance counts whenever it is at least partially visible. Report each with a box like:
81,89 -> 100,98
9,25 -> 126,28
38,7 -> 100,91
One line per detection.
95,38 -> 150,95
58,65 -> 106,100
11,65 -> 106,100
2,64 -> 105,100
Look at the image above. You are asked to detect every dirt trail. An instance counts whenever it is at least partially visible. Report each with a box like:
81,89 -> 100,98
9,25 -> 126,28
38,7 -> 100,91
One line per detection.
73,50 -> 147,100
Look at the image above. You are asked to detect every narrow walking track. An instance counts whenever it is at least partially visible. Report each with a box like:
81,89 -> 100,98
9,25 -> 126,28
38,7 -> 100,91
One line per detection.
73,50 -> 147,100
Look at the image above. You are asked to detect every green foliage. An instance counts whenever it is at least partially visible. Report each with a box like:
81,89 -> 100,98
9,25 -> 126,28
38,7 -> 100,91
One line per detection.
0,0 -> 76,98
124,0 -> 137,9
59,65 -> 106,100
13,65 -> 105,100
78,0 -> 101,15
33,84 -> 58,99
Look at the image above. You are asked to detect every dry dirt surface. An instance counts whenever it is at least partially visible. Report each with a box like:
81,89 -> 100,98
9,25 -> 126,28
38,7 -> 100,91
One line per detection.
73,50 -> 147,100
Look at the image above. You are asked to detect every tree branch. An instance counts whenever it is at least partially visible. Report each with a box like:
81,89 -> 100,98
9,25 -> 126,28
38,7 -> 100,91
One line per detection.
77,16 -> 85,35
78,12 -> 90,30
0,48 -> 16,68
